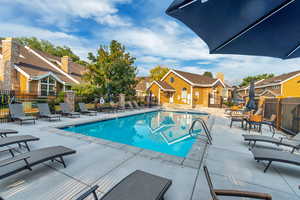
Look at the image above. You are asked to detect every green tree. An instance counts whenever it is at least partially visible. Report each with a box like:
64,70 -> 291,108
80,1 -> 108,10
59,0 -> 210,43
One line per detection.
203,71 -> 213,78
84,40 -> 137,98
150,66 -> 169,81
240,73 -> 274,87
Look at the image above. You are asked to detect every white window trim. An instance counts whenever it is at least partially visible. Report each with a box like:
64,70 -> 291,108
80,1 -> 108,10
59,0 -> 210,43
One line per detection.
39,76 -> 57,97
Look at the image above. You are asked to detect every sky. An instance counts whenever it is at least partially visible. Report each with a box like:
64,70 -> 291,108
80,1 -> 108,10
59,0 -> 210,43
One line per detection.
1,0 -> 300,84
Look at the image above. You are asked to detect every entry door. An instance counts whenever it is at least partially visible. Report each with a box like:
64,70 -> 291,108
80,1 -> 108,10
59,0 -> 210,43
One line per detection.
169,93 -> 174,103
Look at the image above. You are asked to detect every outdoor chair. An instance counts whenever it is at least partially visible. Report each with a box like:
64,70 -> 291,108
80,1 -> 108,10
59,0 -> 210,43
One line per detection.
78,103 -> 97,116
75,170 -> 172,200
0,135 -> 39,156
37,103 -> 61,121
229,110 -> 249,128
9,104 -> 37,125
204,166 -> 272,199
132,101 -> 143,109
60,103 -> 80,118
0,146 -> 76,180
251,147 -> 300,173
126,101 -> 135,110
260,114 -> 277,135
243,132 -> 300,153
0,129 -> 18,138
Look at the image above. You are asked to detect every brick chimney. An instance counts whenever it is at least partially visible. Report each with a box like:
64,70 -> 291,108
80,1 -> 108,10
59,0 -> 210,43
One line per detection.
0,38 -> 20,90
61,56 -> 70,73
216,72 -> 224,82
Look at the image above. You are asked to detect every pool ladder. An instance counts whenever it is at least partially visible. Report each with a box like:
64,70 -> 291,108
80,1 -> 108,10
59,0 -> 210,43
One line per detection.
189,118 -> 212,145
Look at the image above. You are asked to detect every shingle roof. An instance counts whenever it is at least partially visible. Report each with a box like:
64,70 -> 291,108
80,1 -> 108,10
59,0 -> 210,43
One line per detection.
0,43 -> 85,84
155,80 -> 175,91
256,70 -> 300,86
135,77 -> 152,91
172,69 -> 218,85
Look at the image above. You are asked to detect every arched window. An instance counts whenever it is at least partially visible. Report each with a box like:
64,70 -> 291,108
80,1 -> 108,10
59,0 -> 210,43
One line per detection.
170,77 -> 175,83
40,76 -> 56,96
181,88 -> 187,98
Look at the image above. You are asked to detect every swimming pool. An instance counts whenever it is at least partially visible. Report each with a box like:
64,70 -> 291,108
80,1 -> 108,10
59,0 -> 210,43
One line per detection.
62,111 -> 206,157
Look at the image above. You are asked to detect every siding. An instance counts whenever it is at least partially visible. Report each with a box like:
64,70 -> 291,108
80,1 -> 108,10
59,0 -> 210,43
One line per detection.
162,72 -> 192,105
282,75 -> 300,97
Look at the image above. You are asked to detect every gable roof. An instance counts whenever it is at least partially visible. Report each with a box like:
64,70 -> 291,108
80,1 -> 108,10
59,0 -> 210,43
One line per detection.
238,70 -> 300,91
135,77 -> 152,91
0,42 -> 85,85
161,69 -> 226,87
149,80 -> 175,91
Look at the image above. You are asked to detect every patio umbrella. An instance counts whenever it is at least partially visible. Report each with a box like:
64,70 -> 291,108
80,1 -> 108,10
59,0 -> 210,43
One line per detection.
246,81 -> 256,111
166,0 -> 300,59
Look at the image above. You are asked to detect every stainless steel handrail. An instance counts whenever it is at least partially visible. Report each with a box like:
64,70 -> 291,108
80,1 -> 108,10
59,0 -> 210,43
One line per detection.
189,118 -> 212,145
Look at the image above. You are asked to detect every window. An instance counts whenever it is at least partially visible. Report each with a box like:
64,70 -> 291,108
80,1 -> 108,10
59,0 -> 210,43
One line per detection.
181,88 -> 187,98
170,77 -> 175,83
40,76 -> 56,96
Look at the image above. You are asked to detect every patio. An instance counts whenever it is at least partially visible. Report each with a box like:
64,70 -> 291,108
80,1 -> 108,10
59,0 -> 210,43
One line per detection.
0,109 -> 299,200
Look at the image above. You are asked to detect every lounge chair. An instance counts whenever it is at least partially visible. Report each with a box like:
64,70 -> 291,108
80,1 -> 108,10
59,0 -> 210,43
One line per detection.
0,135 -> 39,150
78,103 -> 97,116
204,166 -> 272,199
0,129 -> 18,138
75,170 -> 172,200
126,101 -> 135,110
0,146 -> 76,180
132,101 -> 143,109
9,104 -> 37,125
251,148 -> 300,173
37,103 -> 61,121
60,103 -> 80,118
243,133 -> 300,153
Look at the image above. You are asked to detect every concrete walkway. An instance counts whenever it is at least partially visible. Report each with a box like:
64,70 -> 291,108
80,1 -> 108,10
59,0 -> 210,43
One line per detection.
0,109 -> 299,200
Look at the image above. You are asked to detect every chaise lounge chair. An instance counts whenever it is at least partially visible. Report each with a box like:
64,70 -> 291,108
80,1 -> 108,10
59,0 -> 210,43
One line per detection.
243,133 -> 300,153
60,103 -> 80,118
0,135 -> 39,153
78,103 -> 97,116
0,129 -> 18,138
75,170 -> 172,200
37,103 -> 61,121
204,166 -> 272,199
0,146 -> 76,180
9,104 -> 37,125
132,101 -> 143,110
251,148 -> 300,173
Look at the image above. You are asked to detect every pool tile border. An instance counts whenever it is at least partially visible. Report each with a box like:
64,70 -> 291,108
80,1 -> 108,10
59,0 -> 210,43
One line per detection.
48,108 -> 212,169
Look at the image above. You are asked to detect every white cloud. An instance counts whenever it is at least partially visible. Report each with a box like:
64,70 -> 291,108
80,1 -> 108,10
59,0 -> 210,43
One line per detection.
1,0 -> 131,28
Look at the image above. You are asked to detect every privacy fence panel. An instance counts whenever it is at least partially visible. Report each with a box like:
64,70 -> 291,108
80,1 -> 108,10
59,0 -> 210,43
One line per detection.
280,98 -> 300,136
263,98 -> 278,119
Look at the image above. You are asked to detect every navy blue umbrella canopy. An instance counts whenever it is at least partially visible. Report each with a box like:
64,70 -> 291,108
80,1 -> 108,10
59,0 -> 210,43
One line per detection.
246,81 -> 256,111
166,0 -> 300,59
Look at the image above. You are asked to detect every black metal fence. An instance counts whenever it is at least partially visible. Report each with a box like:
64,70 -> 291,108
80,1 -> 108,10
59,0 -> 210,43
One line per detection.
0,90 -> 58,123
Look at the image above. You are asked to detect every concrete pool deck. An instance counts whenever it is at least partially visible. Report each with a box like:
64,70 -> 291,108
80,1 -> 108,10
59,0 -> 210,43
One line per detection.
0,108 -> 299,200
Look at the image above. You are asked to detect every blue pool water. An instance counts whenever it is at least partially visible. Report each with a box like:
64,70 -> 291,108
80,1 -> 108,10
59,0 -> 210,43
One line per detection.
62,111 -> 206,157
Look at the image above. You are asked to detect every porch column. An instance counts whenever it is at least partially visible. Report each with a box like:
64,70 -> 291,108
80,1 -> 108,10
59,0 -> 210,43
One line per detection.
119,94 -> 125,109
64,90 -> 75,112
158,88 -> 161,105
191,86 -> 193,107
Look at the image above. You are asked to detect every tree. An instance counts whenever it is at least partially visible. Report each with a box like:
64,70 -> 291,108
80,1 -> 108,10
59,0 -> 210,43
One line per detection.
84,40 -> 137,98
240,73 -> 274,87
150,66 -> 169,81
203,71 -> 213,78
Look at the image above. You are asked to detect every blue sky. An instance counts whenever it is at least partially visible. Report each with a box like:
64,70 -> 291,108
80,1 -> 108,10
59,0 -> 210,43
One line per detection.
1,0 -> 300,84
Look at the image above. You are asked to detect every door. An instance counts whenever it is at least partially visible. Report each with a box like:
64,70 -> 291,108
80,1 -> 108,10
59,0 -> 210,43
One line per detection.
170,93 -> 174,103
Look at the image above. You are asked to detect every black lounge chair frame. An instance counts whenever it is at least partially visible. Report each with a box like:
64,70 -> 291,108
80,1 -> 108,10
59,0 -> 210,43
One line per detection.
60,103 -> 80,118
0,146 -> 76,180
0,135 -> 40,156
37,103 -> 61,121
0,129 -> 18,137
9,104 -> 37,125
78,103 -> 97,116
76,170 -> 172,200
252,148 -> 300,173
204,166 -> 272,199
